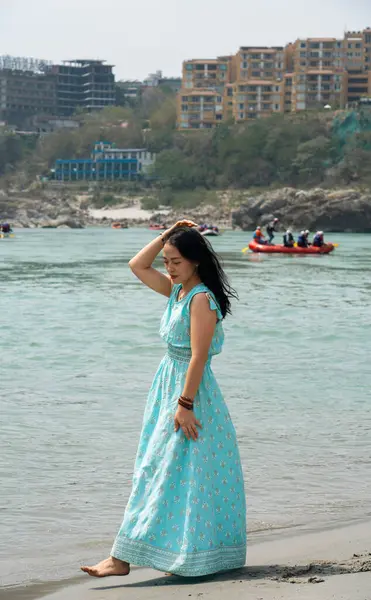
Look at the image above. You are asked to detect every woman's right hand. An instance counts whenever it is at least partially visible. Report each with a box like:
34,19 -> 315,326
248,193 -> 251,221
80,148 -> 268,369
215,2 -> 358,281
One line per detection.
166,220 -> 198,235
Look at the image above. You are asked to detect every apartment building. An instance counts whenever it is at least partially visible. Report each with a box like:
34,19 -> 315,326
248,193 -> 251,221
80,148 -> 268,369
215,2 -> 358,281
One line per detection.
177,27 -> 371,128
178,89 -> 224,129
290,38 -> 347,110
344,29 -> 371,103
231,46 -> 285,121
182,58 -> 231,92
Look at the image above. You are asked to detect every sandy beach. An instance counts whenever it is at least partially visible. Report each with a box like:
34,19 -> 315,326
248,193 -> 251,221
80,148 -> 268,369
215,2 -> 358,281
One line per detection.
88,203 -> 170,222
4,519 -> 370,600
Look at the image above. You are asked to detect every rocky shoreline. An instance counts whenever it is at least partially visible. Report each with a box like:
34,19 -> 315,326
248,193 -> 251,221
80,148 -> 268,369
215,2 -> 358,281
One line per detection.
1,186 -> 371,232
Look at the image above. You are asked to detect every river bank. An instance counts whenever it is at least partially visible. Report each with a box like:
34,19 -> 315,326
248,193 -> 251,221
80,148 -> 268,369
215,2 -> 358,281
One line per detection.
1,185 -> 371,232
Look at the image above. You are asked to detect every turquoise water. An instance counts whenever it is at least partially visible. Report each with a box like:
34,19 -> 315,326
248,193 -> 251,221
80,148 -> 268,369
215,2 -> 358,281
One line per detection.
1,229 -> 370,588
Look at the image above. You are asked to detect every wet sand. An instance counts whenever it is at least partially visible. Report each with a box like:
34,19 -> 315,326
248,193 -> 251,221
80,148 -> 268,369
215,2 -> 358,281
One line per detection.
3,519 -> 370,600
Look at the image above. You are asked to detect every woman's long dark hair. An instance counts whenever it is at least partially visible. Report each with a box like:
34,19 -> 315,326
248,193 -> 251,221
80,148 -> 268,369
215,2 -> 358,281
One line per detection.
164,226 -> 238,318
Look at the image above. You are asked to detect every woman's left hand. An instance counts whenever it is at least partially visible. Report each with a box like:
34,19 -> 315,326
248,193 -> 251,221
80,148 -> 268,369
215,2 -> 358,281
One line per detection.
174,406 -> 202,441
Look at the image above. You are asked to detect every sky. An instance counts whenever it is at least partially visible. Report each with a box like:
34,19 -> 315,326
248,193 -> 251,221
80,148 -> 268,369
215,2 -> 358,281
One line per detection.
1,0 -> 370,81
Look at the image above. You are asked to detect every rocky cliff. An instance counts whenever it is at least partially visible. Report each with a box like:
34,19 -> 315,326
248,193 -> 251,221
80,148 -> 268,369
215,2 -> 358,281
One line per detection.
231,188 -> 371,233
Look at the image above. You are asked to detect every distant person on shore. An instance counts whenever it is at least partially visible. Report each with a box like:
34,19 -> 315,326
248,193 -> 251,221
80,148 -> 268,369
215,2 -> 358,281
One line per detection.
81,220 -> 246,579
297,230 -> 310,248
312,231 -> 325,247
253,226 -> 267,245
283,229 -> 295,248
266,218 -> 279,244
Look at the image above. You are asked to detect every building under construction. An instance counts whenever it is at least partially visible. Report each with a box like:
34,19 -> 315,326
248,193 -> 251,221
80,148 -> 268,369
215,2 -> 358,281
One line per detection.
0,55 -> 116,126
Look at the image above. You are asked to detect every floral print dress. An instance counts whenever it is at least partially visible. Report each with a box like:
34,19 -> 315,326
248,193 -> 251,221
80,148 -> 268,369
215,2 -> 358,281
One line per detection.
111,283 -> 246,576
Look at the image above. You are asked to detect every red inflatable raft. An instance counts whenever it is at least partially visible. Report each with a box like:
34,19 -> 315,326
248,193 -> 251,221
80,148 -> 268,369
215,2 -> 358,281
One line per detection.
248,241 -> 335,254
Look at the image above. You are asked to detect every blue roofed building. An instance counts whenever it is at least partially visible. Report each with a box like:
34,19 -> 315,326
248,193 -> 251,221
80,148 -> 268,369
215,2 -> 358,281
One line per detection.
53,142 -> 155,181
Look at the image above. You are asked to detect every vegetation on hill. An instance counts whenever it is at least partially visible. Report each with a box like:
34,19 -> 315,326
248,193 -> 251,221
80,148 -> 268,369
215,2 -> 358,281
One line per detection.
1,85 -> 371,197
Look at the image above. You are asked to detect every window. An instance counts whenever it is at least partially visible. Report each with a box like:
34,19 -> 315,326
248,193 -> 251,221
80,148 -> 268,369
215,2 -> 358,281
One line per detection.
216,114 -> 222,120
243,62 -> 248,69
356,43 -> 362,49
181,104 -> 188,111
252,71 -> 260,77
239,103 -> 244,109
300,52 -> 306,58
239,112 -> 244,119
300,42 -> 306,48
185,64 -> 193,70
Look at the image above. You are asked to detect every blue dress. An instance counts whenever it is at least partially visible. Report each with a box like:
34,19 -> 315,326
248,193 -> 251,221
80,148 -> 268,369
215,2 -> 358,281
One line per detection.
111,283 -> 246,576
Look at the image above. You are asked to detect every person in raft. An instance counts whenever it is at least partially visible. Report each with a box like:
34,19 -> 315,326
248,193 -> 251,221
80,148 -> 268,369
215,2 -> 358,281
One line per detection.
81,220 -> 247,578
253,226 -> 266,245
297,230 -> 310,248
283,229 -> 295,248
266,218 -> 279,244
312,231 -> 325,247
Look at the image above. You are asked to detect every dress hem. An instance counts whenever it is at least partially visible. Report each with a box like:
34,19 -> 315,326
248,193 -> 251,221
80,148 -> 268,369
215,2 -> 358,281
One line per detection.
111,535 -> 246,577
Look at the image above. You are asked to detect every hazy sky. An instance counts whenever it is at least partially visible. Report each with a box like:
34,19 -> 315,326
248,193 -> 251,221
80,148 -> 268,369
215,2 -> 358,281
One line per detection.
1,0 -> 370,80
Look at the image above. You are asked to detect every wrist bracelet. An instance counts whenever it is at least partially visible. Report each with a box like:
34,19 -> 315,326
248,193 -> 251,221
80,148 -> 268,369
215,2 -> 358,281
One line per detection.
178,399 -> 193,410
180,395 -> 193,403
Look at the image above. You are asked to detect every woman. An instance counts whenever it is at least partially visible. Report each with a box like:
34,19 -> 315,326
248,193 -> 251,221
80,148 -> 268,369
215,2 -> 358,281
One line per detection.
82,220 -> 246,578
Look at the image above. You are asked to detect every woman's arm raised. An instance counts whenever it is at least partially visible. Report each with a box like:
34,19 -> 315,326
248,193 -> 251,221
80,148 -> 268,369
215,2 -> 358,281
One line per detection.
129,220 -> 197,297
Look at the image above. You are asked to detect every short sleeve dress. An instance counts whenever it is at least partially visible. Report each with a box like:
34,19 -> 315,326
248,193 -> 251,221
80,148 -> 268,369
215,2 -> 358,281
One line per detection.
111,283 -> 246,576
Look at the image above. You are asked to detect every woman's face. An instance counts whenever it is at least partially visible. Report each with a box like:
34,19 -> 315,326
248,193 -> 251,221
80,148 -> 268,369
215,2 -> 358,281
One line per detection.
163,243 -> 197,285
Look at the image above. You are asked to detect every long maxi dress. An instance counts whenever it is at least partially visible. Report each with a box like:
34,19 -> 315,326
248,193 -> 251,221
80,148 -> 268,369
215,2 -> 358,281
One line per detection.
111,283 -> 246,576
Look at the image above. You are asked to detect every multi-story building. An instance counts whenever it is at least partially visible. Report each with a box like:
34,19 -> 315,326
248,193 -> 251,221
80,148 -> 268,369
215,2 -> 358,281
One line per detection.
178,89 -> 224,129
182,58 -> 231,92
231,47 -> 284,121
53,141 -> 155,182
290,38 -> 347,110
0,68 -> 57,125
344,29 -> 371,103
50,60 -> 115,116
0,56 -> 116,126
177,27 -> 371,128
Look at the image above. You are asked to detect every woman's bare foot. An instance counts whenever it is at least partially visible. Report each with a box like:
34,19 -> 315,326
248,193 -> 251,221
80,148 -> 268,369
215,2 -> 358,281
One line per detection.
81,556 -> 130,578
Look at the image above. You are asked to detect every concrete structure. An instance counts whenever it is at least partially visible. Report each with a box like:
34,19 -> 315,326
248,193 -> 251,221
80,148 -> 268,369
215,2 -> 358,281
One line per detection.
0,68 -> 57,125
0,56 -> 116,126
53,142 -> 155,182
51,60 -> 115,116
177,27 -> 371,128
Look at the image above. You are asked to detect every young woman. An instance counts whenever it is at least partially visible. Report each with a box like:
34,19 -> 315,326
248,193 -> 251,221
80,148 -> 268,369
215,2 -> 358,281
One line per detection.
82,220 -> 246,578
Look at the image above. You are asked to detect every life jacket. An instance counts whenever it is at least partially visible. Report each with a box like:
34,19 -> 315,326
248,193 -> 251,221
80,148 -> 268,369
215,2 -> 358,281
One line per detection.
283,232 -> 294,246
313,234 -> 324,247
